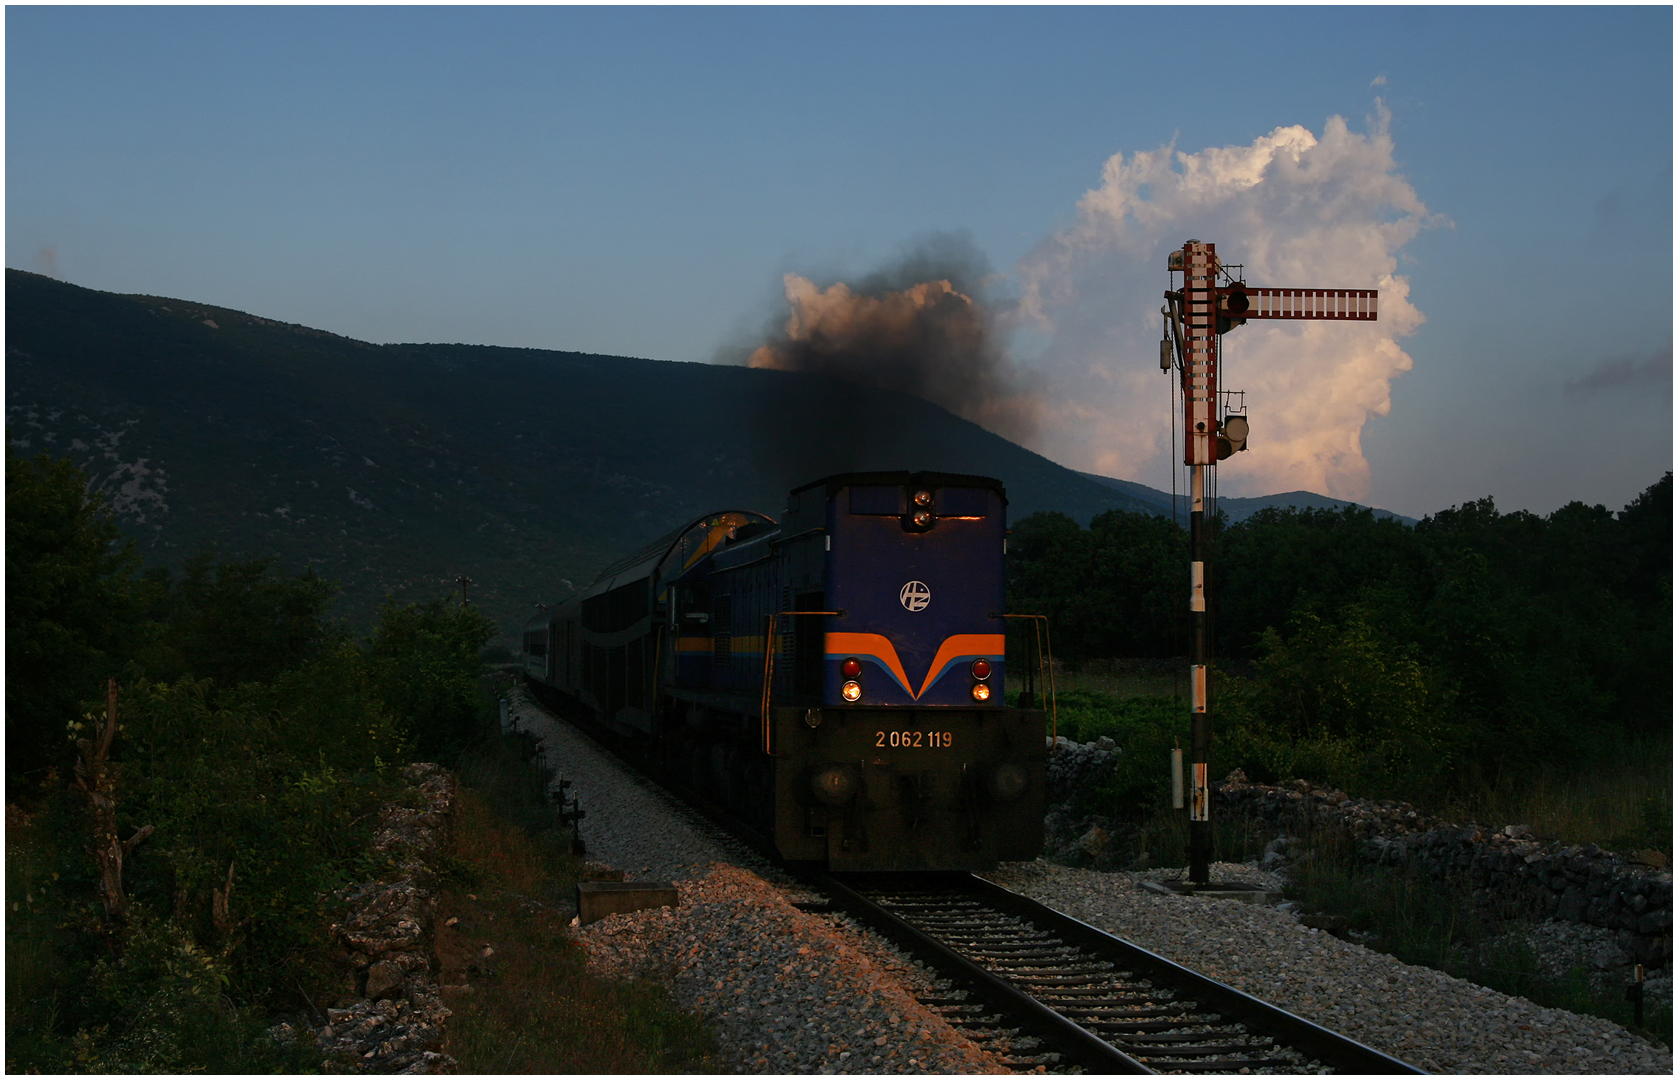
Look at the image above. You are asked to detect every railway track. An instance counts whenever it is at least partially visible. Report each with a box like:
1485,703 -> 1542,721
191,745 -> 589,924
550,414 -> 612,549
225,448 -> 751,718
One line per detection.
812,871 -> 1424,1075
530,691 -> 1422,1073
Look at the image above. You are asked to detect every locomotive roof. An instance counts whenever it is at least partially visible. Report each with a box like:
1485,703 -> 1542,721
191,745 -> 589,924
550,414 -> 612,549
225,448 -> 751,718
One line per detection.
590,509 -> 777,585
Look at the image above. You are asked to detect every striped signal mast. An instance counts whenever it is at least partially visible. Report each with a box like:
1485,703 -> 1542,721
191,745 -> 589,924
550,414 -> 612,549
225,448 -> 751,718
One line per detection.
1161,239 -> 1378,885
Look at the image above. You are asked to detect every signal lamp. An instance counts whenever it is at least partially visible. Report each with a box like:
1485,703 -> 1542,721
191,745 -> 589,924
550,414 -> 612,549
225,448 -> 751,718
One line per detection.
971,682 -> 991,702
841,657 -> 863,679
970,658 -> 992,681
841,680 -> 863,702
1216,414 -> 1250,460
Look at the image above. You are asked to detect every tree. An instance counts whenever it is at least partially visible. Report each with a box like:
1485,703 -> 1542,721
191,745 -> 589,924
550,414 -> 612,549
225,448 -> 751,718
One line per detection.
139,550 -> 341,690
6,445 -> 149,784
366,597 -> 495,762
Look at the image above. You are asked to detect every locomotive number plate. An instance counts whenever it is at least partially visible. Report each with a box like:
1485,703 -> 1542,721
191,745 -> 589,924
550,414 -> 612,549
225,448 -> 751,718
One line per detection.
876,730 -> 953,749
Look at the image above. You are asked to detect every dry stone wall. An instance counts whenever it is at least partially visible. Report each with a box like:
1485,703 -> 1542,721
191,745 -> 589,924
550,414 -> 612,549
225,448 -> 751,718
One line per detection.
310,762 -> 459,1073
1215,772 -> 1672,972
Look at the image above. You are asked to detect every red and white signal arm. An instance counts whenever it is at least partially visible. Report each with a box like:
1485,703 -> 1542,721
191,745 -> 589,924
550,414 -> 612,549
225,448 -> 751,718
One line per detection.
1169,239 -> 1379,466
1223,286 -> 1378,321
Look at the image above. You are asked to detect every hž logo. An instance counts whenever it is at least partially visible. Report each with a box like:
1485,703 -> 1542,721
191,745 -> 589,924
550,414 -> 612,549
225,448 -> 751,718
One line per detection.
899,580 -> 931,612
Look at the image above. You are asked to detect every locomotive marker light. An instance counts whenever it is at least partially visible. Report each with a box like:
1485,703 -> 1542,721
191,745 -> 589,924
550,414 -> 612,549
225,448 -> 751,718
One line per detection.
1161,239 -> 1377,885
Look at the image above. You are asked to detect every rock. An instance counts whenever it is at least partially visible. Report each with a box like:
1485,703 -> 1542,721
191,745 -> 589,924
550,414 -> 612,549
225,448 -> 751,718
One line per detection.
1591,943 -> 1632,970
1079,825 -> 1111,858
1300,914 -> 1350,937
309,765 -> 458,1073
366,960 -> 406,1001
1095,735 -> 1117,752
1504,824 -> 1533,840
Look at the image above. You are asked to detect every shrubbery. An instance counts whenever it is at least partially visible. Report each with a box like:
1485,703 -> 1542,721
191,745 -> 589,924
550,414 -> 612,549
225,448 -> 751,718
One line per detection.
1009,473 -> 1673,808
5,447 -> 496,1072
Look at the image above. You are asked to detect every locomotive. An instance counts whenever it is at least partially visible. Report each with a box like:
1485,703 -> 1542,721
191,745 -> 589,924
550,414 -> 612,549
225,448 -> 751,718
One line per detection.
521,471 -> 1045,871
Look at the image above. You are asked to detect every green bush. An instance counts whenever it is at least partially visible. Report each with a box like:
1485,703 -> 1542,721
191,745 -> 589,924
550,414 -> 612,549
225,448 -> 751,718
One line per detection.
1217,607 -> 1460,798
115,676 -> 397,1004
367,598 -> 497,764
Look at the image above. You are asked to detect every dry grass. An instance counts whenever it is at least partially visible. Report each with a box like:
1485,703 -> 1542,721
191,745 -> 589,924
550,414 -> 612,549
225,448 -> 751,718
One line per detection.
1436,742 -> 1672,854
437,772 -> 717,1073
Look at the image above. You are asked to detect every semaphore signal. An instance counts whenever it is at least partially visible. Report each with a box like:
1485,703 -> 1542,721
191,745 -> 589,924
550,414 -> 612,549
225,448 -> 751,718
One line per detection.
1160,239 -> 1378,885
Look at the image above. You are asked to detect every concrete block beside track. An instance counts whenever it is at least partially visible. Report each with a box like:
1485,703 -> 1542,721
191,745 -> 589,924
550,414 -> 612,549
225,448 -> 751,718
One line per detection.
578,881 -> 679,925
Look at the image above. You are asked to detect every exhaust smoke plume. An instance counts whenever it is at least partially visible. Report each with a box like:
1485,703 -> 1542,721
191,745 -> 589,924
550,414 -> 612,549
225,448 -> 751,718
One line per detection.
728,236 -> 1045,495
1016,103 -> 1438,501
744,237 -> 1040,447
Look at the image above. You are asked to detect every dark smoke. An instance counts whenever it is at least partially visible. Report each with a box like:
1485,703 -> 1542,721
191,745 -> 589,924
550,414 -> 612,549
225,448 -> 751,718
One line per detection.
743,234 -> 1040,447
728,235 -> 1042,496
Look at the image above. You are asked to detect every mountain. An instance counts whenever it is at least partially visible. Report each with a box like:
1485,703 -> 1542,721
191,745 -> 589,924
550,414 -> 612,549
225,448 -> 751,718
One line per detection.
1075,472 -> 1417,526
7,270 -> 1167,640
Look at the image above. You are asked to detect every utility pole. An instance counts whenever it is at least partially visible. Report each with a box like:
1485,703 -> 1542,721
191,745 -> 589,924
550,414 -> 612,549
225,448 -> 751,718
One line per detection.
458,574 -> 474,608
1161,239 -> 1377,884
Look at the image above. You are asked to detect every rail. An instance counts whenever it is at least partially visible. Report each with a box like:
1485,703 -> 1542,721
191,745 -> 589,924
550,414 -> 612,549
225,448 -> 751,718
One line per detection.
814,871 -> 1424,1075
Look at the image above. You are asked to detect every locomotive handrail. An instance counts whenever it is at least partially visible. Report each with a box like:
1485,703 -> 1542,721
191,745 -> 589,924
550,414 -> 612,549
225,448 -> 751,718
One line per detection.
989,613 -> 1058,745
759,609 -> 845,754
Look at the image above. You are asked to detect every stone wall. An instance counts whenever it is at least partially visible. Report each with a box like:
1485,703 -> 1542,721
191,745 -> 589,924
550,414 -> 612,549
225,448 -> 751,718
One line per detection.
308,762 -> 459,1073
1216,772 -> 1672,972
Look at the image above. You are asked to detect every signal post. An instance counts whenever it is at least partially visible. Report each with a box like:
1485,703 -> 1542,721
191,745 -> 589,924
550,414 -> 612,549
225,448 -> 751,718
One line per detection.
1161,239 -> 1377,884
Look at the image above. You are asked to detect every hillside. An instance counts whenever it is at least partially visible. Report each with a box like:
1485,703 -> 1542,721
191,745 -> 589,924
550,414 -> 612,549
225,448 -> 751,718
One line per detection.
1075,472 -> 1417,525
6,270 -> 1165,639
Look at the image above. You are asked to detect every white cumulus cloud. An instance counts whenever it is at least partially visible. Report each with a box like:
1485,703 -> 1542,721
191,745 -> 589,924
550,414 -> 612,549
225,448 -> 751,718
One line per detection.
1013,103 -> 1438,501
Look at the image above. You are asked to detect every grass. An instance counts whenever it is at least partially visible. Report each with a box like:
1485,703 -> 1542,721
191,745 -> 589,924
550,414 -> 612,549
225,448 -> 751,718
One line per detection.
1118,807 -> 1274,873
1434,741 -> 1672,855
1051,664 -> 1186,702
438,730 -> 718,1073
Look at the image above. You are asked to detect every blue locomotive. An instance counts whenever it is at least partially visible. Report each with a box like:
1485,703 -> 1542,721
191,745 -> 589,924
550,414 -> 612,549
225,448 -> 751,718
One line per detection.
522,471 -> 1046,871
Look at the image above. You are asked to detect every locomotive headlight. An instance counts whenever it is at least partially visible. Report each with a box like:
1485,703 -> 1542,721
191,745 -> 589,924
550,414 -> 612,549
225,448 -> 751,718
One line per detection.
912,509 -> 933,527
841,657 -> 863,679
913,489 -> 933,507
990,762 -> 1028,801
970,658 -> 992,681
841,680 -> 863,702
971,682 -> 991,702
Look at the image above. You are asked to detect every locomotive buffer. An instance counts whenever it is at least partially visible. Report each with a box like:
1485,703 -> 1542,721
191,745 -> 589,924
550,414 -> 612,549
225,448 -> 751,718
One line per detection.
1161,239 -> 1378,885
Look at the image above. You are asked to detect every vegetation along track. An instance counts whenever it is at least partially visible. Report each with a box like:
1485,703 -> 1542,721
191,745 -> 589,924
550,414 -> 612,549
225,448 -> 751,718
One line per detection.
813,871 -> 1424,1074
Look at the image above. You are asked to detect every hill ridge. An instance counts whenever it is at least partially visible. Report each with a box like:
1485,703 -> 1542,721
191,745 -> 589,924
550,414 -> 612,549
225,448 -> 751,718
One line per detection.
6,270 -> 1163,637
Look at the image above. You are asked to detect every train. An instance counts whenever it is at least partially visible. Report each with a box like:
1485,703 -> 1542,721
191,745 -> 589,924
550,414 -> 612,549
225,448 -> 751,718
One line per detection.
521,470 -> 1046,871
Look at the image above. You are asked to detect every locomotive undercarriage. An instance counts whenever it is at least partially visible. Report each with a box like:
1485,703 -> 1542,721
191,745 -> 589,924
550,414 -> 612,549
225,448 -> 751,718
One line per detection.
653,696 -> 775,833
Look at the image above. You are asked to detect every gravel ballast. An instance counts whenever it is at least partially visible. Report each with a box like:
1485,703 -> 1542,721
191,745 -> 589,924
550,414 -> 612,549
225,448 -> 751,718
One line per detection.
985,862 -> 1671,1074
506,689 -> 1671,1073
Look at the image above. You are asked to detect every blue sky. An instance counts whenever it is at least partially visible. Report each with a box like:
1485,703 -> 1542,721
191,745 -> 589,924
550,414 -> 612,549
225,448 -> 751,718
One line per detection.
7,6 -> 1671,518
